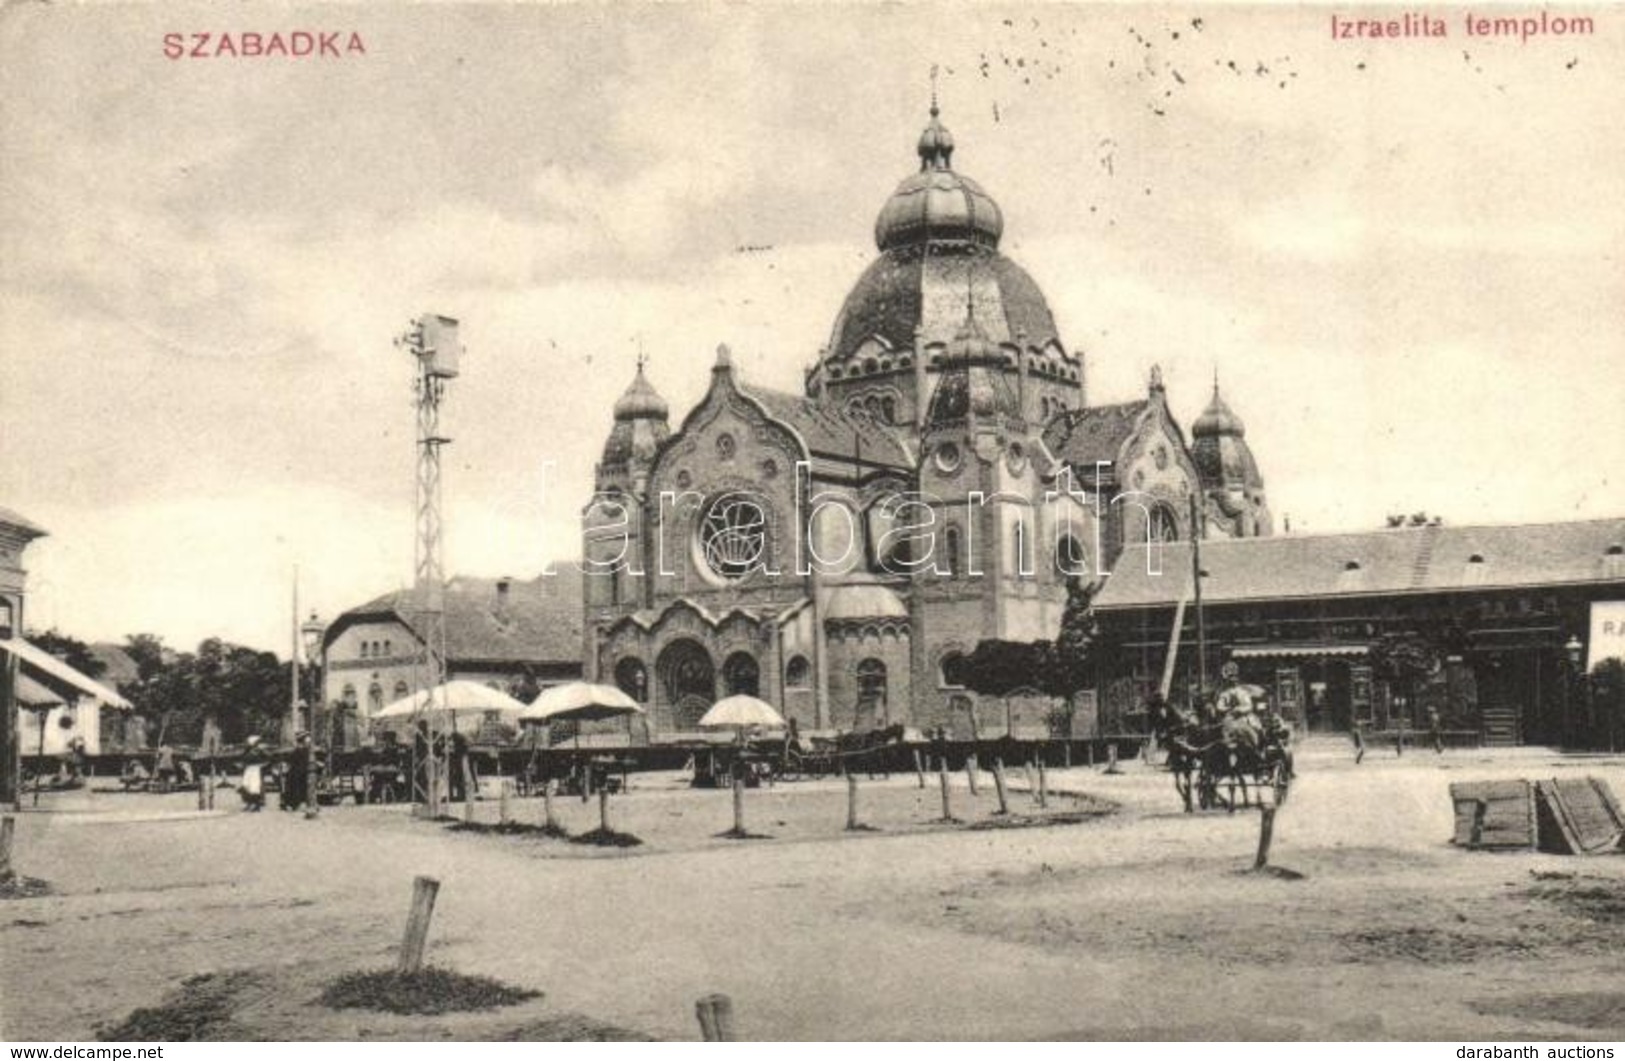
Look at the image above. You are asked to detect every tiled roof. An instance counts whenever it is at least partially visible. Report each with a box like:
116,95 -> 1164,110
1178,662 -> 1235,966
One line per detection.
332,573 -> 583,664
1095,518 -> 1625,609
87,643 -> 140,685
743,384 -> 913,469
826,246 -> 1060,366
1041,400 -> 1150,471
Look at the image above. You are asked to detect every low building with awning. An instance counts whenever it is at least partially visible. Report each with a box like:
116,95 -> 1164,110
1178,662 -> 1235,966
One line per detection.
1092,517 -> 1625,747
1,635 -> 134,758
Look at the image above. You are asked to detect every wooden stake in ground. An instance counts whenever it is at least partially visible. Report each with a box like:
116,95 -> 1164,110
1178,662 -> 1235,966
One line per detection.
964,755 -> 979,796
397,875 -> 440,974
0,815 -> 15,883
462,757 -> 477,823
912,749 -> 925,789
1064,742 -> 1072,769
695,993 -> 736,1041
543,778 -> 558,831
1105,743 -> 1121,774
846,772 -> 860,831
1024,760 -> 1037,797
991,758 -> 1010,815
599,784 -> 611,834
937,757 -> 953,822
499,779 -> 512,825
1037,757 -> 1049,809
732,773 -> 746,835
1254,805 -> 1277,870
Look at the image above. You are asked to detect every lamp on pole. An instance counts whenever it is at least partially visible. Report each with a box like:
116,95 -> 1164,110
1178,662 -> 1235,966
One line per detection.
1563,634 -> 1584,749
299,611 -> 326,820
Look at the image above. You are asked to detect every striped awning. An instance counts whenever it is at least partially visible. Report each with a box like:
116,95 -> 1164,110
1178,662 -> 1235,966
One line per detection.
1,637 -> 133,708
1230,644 -> 1369,660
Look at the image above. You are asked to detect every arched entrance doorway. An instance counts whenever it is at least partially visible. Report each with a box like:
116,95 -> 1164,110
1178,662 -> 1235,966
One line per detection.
657,639 -> 715,730
722,652 -> 760,698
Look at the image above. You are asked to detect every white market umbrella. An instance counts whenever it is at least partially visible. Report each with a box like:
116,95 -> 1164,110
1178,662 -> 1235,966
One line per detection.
699,695 -> 785,731
519,682 -> 643,724
374,679 -> 530,721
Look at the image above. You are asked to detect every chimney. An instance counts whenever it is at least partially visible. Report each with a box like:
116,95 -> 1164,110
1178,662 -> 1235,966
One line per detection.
495,577 -> 512,618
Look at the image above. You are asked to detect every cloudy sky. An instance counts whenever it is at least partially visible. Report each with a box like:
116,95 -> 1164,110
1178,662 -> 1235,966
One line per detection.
3,2 -> 1622,654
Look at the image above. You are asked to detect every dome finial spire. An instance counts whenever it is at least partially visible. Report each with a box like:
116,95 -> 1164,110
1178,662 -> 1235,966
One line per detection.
917,69 -> 954,170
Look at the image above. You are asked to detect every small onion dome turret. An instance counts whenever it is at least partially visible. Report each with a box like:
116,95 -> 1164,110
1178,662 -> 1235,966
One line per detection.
1193,382 -> 1246,438
1191,380 -> 1263,493
601,363 -> 671,471
613,363 -> 670,422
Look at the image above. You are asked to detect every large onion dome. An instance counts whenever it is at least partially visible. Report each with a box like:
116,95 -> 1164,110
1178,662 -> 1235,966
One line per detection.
824,106 -> 1062,368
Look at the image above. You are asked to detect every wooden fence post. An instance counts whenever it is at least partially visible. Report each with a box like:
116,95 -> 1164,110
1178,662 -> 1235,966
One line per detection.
937,757 -> 953,822
0,815 -> 15,882
1254,806 -> 1277,870
1064,742 -> 1072,769
732,774 -> 746,835
1105,743 -> 1120,774
397,875 -> 440,974
1024,760 -> 1037,797
462,757 -> 477,823
600,785 -> 611,834
846,772 -> 860,831
696,993 -> 736,1041
543,778 -> 558,831
991,759 -> 1009,815
964,755 -> 979,796
499,779 -> 512,825
1037,757 -> 1049,809
912,749 -> 925,789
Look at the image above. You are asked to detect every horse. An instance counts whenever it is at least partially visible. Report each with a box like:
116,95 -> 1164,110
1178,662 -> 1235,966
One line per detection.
1153,698 -> 1290,813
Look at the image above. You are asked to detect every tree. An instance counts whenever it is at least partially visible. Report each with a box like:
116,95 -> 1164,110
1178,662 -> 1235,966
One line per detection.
26,629 -> 105,680
119,635 -> 289,748
1369,632 -> 1441,723
1048,576 -> 1098,698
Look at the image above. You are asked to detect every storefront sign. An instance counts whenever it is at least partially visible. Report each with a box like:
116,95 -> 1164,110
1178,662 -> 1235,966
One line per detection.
1588,601 -> 1625,671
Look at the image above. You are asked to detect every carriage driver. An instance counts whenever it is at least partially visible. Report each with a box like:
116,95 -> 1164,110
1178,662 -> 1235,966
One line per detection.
1215,663 -> 1264,753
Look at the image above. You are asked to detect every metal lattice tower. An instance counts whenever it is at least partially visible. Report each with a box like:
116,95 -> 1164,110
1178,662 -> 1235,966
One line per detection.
396,314 -> 462,817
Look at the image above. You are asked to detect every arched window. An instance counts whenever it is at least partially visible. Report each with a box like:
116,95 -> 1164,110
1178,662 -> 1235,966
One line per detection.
939,651 -> 968,689
943,526 -> 961,577
856,658 -> 887,715
359,641 -> 370,660
881,396 -> 897,423
383,640 -> 391,657
1149,503 -> 1180,544
785,655 -> 811,689
367,683 -> 384,717
1055,533 -> 1087,577
614,657 -> 649,703
393,680 -> 410,701
1013,518 -> 1033,578
723,652 -> 760,698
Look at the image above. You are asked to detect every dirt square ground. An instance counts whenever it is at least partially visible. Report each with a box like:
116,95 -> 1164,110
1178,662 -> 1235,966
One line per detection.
3,744 -> 1623,1041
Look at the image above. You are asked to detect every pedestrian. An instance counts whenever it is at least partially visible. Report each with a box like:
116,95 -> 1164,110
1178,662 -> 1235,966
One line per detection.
281,732 -> 311,811
1351,720 -> 1366,765
1427,706 -> 1444,755
155,743 -> 177,792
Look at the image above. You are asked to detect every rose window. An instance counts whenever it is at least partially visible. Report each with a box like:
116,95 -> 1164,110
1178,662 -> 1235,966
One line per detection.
700,493 -> 768,580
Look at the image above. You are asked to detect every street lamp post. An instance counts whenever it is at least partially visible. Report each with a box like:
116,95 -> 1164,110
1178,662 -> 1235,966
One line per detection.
300,611 -> 326,819
1563,634 -> 1584,750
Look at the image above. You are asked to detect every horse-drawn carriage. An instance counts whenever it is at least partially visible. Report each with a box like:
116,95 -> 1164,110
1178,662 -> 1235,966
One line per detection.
1154,697 -> 1293,813
778,724 -> 907,781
